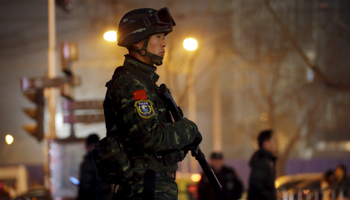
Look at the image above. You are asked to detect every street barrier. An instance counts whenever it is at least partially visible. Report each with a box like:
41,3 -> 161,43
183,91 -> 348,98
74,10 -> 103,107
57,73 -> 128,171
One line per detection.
277,188 -> 349,200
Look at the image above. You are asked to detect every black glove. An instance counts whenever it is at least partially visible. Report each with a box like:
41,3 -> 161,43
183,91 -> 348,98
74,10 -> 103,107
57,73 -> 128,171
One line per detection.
184,131 -> 202,152
192,131 -> 202,147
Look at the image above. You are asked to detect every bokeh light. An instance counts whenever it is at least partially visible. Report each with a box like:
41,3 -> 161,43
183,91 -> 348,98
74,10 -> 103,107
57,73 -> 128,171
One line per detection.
103,31 -> 117,42
183,38 -> 198,51
275,180 -> 279,188
5,134 -> 14,145
191,173 -> 201,182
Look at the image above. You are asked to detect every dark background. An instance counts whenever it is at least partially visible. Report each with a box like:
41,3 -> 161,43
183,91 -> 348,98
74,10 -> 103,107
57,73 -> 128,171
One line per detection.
0,0 -> 350,190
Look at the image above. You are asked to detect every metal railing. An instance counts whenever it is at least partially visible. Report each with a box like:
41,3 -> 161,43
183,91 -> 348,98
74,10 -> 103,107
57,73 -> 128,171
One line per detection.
277,188 -> 349,200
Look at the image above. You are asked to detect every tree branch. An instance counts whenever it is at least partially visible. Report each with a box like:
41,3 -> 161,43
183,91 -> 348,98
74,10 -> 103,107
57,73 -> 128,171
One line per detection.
177,49 -> 218,106
263,0 -> 350,90
334,0 -> 350,35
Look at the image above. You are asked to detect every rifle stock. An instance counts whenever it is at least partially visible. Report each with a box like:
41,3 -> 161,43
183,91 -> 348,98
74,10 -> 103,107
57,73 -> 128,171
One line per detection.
159,83 -> 222,193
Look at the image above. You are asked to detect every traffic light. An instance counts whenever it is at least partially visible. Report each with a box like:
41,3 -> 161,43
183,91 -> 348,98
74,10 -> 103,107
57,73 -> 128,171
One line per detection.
22,89 -> 44,142
60,42 -> 79,100
20,42 -> 79,140
60,42 -> 78,76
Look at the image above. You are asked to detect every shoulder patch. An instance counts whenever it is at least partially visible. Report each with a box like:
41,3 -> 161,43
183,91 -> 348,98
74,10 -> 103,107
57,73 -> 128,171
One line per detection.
134,100 -> 155,119
133,90 -> 147,100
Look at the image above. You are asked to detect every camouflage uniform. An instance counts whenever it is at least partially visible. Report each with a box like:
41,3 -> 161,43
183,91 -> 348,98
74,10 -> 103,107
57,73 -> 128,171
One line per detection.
105,55 -> 198,199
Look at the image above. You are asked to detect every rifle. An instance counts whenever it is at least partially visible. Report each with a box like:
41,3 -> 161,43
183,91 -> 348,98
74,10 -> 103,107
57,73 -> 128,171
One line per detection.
159,83 -> 222,193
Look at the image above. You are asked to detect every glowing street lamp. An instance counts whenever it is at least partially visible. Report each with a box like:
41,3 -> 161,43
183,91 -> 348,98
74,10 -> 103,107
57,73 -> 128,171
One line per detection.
5,134 -> 14,145
103,31 -> 117,42
183,37 -> 198,173
183,38 -> 198,51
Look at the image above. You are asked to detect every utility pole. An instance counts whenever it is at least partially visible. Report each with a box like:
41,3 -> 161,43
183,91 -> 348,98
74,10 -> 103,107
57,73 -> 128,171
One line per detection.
48,0 -> 57,138
183,38 -> 199,173
213,64 -> 222,152
46,0 -> 58,189
187,54 -> 198,173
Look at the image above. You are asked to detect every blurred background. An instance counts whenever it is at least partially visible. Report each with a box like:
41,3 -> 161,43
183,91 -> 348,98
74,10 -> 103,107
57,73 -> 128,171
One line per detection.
0,0 -> 349,199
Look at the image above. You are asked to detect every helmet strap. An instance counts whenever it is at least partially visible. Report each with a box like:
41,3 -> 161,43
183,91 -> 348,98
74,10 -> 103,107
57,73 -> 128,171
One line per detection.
131,37 -> 164,66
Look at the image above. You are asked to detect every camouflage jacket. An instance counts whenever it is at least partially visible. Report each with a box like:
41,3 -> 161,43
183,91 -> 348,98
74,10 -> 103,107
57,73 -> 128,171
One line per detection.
105,55 -> 198,198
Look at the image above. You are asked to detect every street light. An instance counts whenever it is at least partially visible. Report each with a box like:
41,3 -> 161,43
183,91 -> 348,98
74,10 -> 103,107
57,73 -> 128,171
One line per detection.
5,134 -> 14,145
183,38 -> 198,51
104,31 -> 117,42
183,37 -> 198,173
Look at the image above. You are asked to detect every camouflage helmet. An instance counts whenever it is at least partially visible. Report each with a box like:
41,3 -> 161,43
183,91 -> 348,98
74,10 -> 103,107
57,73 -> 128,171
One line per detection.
117,7 -> 176,47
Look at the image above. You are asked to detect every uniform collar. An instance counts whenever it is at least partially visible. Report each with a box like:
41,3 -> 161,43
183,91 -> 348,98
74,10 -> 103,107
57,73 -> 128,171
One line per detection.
123,55 -> 159,83
259,148 -> 277,161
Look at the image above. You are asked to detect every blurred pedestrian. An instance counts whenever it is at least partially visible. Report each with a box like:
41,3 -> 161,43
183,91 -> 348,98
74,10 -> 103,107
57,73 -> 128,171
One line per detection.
333,164 -> 349,200
77,134 -> 112,200
197,152 -> 243,200
321,169 -> 334,200
247,129 -> 278,200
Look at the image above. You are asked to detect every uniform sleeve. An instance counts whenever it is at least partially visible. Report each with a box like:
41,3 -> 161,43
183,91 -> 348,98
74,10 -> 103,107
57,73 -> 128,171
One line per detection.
111,77 -> 198,152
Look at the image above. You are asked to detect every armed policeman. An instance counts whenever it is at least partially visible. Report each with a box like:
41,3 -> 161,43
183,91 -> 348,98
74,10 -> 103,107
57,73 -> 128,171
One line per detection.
102,7 -> 202,200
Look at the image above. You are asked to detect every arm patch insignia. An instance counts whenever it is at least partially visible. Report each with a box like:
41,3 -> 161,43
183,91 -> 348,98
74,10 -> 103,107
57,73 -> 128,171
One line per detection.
133,90 -> 147,100
134,99 -> 155,119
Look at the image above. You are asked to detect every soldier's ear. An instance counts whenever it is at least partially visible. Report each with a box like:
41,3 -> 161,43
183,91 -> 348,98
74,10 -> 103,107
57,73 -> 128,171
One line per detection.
133,40 -> 145,50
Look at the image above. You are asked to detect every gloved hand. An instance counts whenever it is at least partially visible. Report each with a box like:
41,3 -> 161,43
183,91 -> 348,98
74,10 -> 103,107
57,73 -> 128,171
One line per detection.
184,131 -> 202,152
191,131 -> 202,147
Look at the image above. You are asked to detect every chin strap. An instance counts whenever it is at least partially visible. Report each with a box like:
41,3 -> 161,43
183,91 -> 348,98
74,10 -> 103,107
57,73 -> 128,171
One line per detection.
131,37 -> 164,66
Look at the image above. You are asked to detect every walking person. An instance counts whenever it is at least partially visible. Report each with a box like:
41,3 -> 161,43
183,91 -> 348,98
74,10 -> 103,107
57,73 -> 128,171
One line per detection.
197,152 -> 243,200
247,130 -> 278,200
77,134 -> 112,200
321,169 -> 335,200
333,164 -> 349,200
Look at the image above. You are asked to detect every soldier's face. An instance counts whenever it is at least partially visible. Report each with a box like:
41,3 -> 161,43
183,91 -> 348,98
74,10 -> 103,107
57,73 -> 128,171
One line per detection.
147,33 -> 166,57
